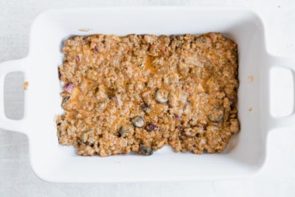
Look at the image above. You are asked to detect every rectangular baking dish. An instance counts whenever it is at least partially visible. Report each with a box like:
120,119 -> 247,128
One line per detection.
1,7 -> 295,183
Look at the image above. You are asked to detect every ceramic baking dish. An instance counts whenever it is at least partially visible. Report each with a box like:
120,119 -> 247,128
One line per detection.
0,7 -> 295,183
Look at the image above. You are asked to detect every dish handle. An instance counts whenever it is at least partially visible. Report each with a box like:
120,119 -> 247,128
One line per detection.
267,55 -> 295,130
0,58 -> 27,134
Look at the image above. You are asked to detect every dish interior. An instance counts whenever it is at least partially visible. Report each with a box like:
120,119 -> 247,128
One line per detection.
25,8 -> 268,182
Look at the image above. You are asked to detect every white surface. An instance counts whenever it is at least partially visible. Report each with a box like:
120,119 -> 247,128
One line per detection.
0,0 -> 295,196
270,67 -> 293,117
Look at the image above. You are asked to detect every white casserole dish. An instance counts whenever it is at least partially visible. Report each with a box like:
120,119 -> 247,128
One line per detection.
0,7 -> 295,183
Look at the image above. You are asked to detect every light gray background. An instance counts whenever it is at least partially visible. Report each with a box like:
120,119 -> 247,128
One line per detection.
1,0 -> 295,196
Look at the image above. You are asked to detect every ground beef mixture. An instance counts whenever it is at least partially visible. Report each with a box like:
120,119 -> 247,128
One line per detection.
56,33 -> 239,156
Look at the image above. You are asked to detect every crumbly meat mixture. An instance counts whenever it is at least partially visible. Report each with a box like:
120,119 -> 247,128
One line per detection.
56,33 -> 239,156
